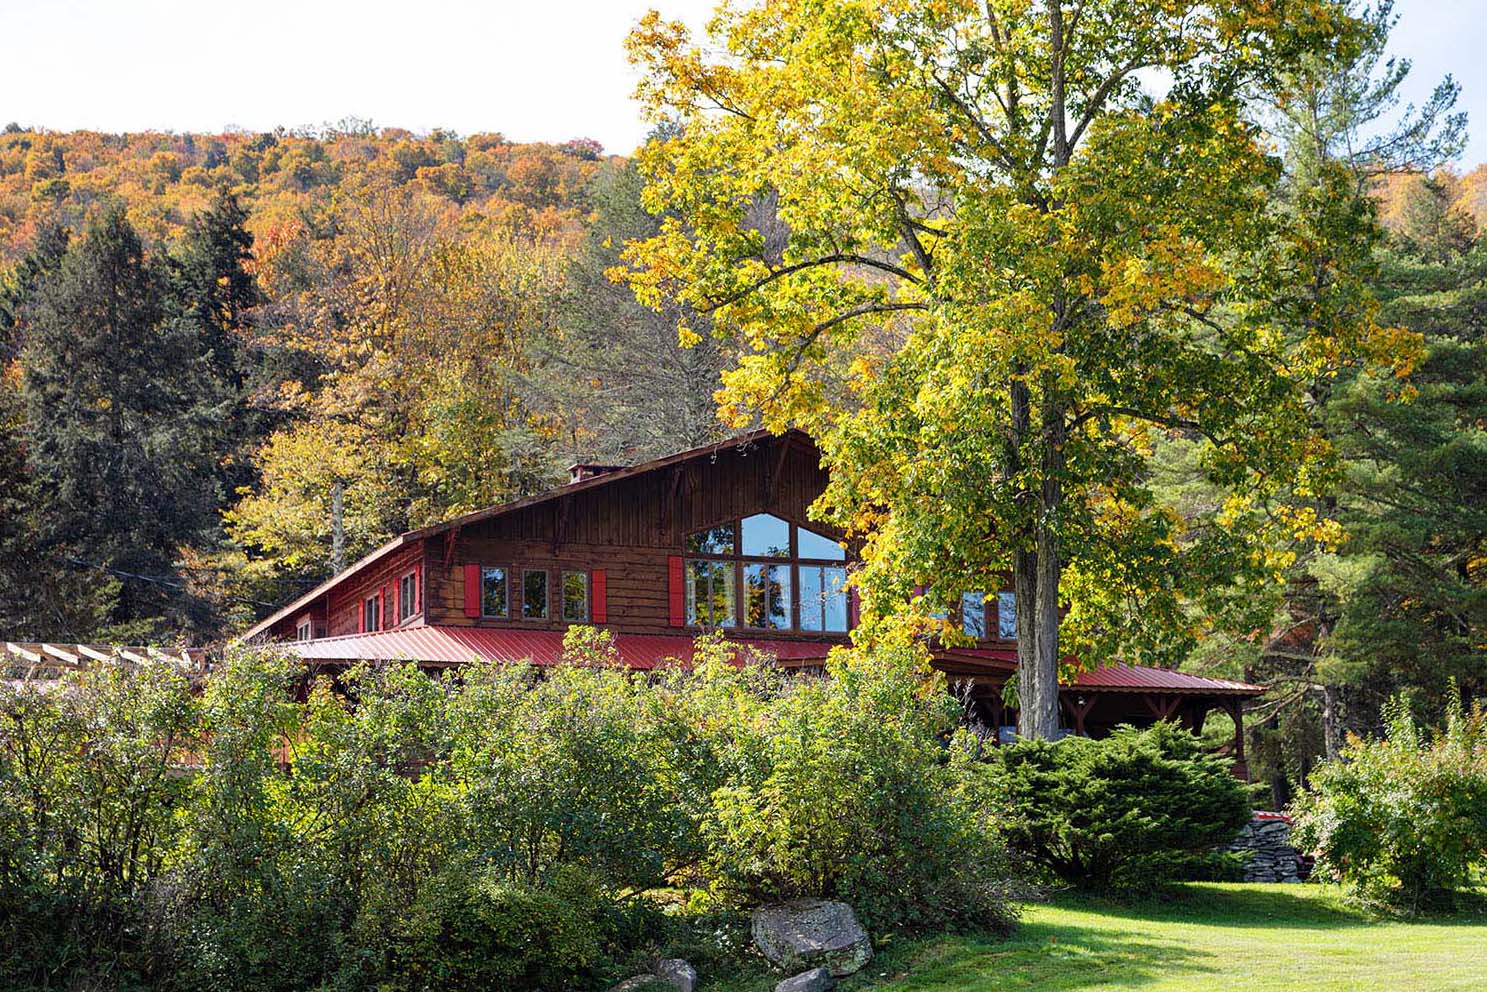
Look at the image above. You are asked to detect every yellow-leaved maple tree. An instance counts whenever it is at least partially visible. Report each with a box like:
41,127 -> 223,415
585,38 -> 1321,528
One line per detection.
623,0 -> 1414,738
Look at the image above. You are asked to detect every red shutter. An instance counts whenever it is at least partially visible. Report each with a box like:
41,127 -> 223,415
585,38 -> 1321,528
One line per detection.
848,586 -> 861,631
361,599 -> 368,632
591,569 -> 607,624
667,556 -> 685,627
415,564 -> 422,614
393,576 -> 401,625
380,586 -> 389,630
463,563 -> 480,618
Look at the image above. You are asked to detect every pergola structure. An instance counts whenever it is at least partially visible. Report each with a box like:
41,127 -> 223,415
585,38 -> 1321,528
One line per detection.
3,641 -> 211,685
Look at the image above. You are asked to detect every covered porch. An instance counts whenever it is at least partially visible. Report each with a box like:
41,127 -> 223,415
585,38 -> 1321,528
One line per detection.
936,650 -> 1264,779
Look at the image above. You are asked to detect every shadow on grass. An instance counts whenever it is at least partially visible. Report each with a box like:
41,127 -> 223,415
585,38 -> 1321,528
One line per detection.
845,918 -> 1214,991
1055,883 -> 1372,931
1074,882 -> 1487,930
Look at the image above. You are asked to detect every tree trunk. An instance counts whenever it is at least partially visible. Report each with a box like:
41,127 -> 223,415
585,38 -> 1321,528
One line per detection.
1015,389 -> 1067,741
1016,515 -> 1063,740
330,480 -> 345,575
1322,683 -> 1344,761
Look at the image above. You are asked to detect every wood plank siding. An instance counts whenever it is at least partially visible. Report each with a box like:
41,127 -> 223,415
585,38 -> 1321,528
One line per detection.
258,432 -> 846,644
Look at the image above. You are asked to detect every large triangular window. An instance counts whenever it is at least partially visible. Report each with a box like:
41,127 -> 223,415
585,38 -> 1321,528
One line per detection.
681,514 -> 851,631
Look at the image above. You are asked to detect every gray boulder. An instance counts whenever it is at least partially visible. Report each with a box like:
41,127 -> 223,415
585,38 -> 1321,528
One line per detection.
776,966 -> 837,992
751,899 -> 873,977
654,958 -> 698,992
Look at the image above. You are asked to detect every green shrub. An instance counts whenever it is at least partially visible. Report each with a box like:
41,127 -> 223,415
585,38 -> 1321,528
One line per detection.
991,722 -> 1251,894
445,656 -> 699,893
0,661 -> 200,990
1290,694 -> 1487,911
1,635 -> 1023,989
394,867 -> 620,991
692,636 -> 1019,934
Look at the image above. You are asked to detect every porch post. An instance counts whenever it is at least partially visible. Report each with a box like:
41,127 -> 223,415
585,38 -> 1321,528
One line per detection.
1224,698 -> 1249,781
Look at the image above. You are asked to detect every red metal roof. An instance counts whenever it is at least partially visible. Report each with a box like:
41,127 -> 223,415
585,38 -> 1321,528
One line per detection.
283,625 -> 837,669
1069,663 -> 1263,695
277,626 -> 1263,696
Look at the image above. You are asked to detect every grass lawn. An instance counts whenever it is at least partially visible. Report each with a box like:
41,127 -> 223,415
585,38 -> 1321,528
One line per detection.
726,883 -> 1487,991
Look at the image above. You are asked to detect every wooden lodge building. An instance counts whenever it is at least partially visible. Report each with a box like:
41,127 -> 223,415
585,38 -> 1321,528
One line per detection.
238,429 -> 1262,766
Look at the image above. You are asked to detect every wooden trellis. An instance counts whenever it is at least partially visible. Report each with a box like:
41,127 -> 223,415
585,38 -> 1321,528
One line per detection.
3,641 -> 211,683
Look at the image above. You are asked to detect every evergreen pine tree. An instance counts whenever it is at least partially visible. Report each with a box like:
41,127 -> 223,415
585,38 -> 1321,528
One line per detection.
168,189 -> 274,501
1324,181 -> 1487,706
21,204 -> 223,638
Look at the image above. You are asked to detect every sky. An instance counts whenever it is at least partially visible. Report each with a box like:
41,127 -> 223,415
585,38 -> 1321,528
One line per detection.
1,0 -> 1485,165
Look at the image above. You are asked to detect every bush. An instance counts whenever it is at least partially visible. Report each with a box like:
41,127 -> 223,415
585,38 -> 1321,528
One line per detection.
0,662 -> 200,989
177,648 -> 687,992
394,867 -> 621,991
991,722 -> 1251,894
1290,694 -> 1487,911
691,635 -> 1019,934
1,634 -> 1022,990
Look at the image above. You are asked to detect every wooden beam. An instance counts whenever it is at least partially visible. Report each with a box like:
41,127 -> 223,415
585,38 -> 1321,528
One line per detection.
1223,698 -> 1247,762
77,644 -> 112,665
551,494 -> 572,555
1143,693 -> 1180,722
764,434 -> 791,506
661,464 -> 686,543
5,642 -> 42,664
1061,693 -> 1097,736
40,643 -> 80,665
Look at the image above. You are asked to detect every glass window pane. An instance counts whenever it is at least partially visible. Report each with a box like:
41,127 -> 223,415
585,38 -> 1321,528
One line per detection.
686,523 -> 735,555
687,561 -> 704,624
797,526 -> 846,561
962,591 -> 987,639
822,566 -> 847,632
562,571 -> 588,622
481,567 -> 508,618
745,562 -> 792,629
799,566 -> 823,630
523,570 -> 548,619
687,560 -> 736,627
712,562 -> 736,628
400,573 -> 416,621
741,513 -> 791,557
799,565 -> 847,632
998,592 -> 1017,639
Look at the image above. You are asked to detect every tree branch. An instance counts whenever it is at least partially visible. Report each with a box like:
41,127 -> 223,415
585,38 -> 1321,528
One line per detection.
701,253 -> 923,312
1068,405 -> 1231,448
930,71 -> 1021,174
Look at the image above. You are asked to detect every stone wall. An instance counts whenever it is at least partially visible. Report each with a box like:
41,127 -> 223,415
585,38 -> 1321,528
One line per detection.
1226,812 -> 1301,883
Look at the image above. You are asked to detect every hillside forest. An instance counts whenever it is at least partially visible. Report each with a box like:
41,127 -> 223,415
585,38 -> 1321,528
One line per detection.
0,121 -> 730,641
0,106 -> 1483,803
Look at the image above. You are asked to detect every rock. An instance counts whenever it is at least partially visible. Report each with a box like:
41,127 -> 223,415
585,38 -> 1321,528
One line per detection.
776,966 -> 837,992
751,899 -> 873,977
1224,814 -> 1302,883
654,958 -> 698,992
610,977 -> 673,992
